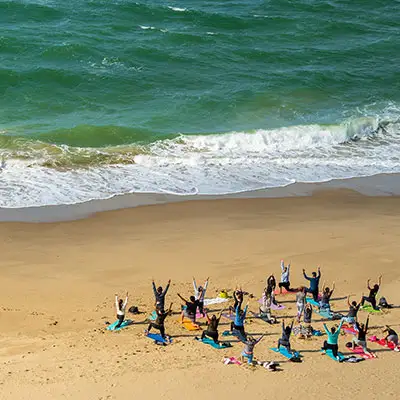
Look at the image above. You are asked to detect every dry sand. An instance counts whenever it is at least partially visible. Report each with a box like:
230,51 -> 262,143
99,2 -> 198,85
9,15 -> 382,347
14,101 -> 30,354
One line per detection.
0,189 -> 399,399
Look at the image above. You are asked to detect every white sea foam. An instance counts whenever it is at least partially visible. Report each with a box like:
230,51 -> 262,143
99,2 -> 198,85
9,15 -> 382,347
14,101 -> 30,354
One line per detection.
139,25 -> 156,30
167,6 -> 187,12
0,117 -> 399,208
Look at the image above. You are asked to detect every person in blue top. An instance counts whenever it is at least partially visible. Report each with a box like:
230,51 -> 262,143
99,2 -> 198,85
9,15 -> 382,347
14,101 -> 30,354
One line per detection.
321,320 -> 344,361
303,267 -> 321,302
230,301 -> 248,340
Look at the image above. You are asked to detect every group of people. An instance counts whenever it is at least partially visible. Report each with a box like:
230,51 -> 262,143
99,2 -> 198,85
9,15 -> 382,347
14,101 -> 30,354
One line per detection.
112,260 -> 398,365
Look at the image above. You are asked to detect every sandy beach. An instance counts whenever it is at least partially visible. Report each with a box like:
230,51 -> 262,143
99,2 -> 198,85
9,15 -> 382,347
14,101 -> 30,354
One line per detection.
1,189 -> 399,399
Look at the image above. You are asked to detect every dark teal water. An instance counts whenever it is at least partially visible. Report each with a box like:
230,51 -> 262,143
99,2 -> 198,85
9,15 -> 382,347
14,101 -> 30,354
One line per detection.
0,0 -> 400,206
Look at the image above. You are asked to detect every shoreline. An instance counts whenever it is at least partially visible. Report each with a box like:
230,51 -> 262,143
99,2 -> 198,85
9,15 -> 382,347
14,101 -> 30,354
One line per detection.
1,172 -> 400,222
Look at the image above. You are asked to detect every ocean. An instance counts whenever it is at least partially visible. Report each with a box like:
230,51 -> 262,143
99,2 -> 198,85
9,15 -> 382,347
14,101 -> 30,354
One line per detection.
1,0 -> 399,208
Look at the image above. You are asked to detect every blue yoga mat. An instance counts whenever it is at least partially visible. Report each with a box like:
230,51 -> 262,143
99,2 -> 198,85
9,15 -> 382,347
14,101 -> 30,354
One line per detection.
317,308 -> 334,319
270,347 -> 300,359
195,336 -> 232,349
106,319 -> 133,331
146,332 -> 171,344
323,349 -> 345,362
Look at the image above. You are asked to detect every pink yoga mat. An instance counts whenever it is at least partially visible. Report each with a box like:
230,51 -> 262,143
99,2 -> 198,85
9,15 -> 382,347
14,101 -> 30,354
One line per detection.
369,336 -> 399,351
348,346 -> 376,359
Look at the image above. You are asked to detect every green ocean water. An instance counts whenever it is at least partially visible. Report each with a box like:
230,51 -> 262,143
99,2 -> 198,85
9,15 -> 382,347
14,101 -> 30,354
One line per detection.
0,0 -> 400,207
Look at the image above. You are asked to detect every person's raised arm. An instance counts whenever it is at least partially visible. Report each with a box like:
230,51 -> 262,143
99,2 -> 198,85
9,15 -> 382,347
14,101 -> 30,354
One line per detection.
367,279 -> 371,290
256,334 -> 265,344
204,277 -> 209,291
152,280 -> 157,296
123,292 -> 129,308
337,319 -> 344,331
177,293 -> 187,303
233,290 -> 238,302
163,280 -> 171,296
365,317 -> 369,332
347,295 -> 351,307
323,323 -> 329,336
243,302 -> 249,318
317,267 -> 321,278
167,303 -> 173,314
378,275 -> 382,286
192,277 -> 197,292
281,260 -> 285,272
115,294 -> 119,311
303,269 -> 310,280
290,319 -> 294,330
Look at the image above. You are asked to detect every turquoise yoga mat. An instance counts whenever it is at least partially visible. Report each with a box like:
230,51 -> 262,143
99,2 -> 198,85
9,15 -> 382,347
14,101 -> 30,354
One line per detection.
323,349 -> 345,362
106,319 -> 133,331
306,298 -> 320,307
148,311 -> 157,321
270,347 -> 300,359
195,336 -> 232,349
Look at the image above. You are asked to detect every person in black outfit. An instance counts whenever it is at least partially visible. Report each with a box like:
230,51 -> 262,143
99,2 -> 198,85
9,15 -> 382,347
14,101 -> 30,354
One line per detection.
147,303 -> 173,339
278,320 -> 294,352
152,279 -> 171,312
352,317 -> 372,356
344,295 -> 361,324
229,288 -> 244,315
361,276 -> 382,310
266,275 -> 277,305
201,309 -> 224,344
178,293 -> 199,323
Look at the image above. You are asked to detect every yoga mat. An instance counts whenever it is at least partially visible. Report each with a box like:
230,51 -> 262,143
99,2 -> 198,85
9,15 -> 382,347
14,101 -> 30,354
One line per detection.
271,303 -> 285,311
223,357 -> 242,365
316,308 -> 334,319
312,330 -> 323,336
148,311 -> 157,321
369,336 -> 399,351
323,349 -> 345,362
306,298 -> 320,307
361,305 -> 381,313
182,306 -> 206,320
204,298 -> 229,306
222,330 -> 247,341
195,337 -> 232,349
270,347 -> 300,360
221,313 -> 235,321
106,319 -> 133,331
341,324 -> 357,335
258,298 -> 285,310
179,318 -> 201,331
146,332 -> 171,344
249,311 -> 276,324
348,346 -> 376,359
274,288 -> 290,295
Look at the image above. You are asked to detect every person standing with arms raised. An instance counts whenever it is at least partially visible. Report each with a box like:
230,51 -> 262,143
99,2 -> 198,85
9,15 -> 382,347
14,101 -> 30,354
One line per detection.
152,279 -> 171,313
303,267 -> 321,302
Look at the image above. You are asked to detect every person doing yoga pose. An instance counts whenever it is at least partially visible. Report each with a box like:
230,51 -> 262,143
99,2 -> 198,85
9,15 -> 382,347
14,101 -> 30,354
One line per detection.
115,292 -> 129,328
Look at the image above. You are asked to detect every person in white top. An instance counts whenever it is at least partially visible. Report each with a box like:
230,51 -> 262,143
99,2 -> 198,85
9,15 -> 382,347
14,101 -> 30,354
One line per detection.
115,292 -> 129,328
278,260 -> 291,293
193,277 -> 209,317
